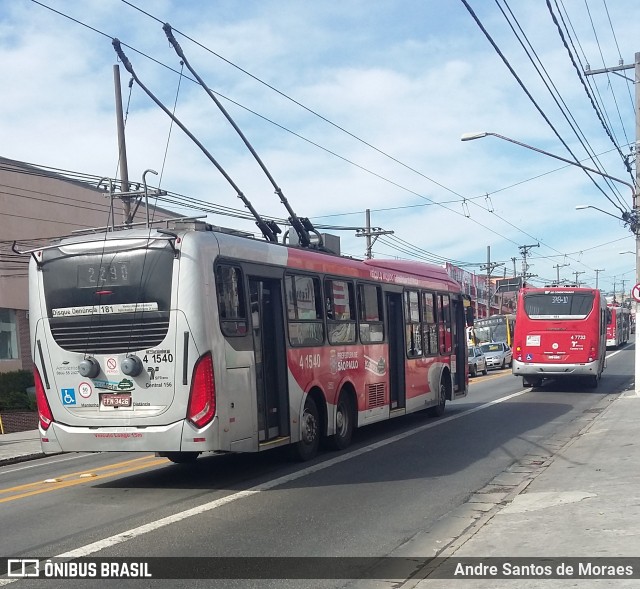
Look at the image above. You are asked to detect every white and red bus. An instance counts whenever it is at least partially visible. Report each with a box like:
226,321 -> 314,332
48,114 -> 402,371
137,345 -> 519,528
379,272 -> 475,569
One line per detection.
26,220 -> 470,463
512,286 -> 607,388
606,304 -> 630,348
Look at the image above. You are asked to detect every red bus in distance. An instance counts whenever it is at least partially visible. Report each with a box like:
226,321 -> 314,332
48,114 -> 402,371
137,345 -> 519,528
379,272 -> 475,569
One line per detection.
512,286 -> 607,389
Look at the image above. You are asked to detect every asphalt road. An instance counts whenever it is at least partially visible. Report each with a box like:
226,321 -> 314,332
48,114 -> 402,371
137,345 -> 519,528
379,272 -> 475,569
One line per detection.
0,345 -> 632,588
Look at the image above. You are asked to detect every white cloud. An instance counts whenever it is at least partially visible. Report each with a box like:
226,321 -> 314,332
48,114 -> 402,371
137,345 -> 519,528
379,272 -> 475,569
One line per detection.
1,0 -> 637,293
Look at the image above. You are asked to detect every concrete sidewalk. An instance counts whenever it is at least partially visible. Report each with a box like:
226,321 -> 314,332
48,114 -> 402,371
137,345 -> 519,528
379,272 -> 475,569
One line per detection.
404,389 -> 640,588
0,428 -> 44,465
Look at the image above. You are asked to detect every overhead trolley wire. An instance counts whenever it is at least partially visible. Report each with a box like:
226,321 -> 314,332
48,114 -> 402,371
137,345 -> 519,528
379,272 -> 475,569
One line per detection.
461,0 -> 630,217
497,0 -> 628,211
549,0 -> 633,182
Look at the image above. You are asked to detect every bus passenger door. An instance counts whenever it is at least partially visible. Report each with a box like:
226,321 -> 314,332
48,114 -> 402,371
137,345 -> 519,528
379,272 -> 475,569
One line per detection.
451,297 -> 468,395
249,278 -> 289,442
386,292 -> 406,409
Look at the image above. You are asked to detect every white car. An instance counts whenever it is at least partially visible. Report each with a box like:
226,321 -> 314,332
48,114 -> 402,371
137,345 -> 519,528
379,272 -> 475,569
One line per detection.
468,346 -> 488,377
480,342 -> 513,370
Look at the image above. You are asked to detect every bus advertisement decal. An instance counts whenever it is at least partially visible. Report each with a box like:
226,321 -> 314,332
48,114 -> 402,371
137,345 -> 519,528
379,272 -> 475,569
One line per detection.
93,379 -> 135,392
364,355 -> 387,376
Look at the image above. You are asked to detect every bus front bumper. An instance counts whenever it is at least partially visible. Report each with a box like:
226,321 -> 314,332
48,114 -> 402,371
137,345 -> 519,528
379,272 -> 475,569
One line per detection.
512,358 -> 600,378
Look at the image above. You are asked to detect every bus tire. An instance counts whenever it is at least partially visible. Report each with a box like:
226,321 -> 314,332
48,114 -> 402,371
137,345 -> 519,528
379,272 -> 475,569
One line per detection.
427,377 -> 447,417
326,393 -> 354,451
163,451 -> 200,464
294,396 -> 320,461
523,377 -> 542,388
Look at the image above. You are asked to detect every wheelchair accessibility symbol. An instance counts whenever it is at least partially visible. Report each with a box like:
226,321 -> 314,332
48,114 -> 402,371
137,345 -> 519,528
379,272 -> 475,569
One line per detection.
61,388 -> 76,405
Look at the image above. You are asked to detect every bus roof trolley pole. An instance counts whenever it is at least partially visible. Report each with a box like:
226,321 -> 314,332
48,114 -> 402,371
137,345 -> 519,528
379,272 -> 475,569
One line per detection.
162,23 -> 318,249
111,38 -> 280,244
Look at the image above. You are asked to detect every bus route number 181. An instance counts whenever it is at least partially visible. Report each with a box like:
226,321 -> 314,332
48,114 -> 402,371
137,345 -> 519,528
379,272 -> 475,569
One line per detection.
300,354 -> 321,370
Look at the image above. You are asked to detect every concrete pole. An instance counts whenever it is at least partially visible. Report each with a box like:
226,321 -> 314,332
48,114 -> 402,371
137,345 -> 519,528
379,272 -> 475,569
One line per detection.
634,51 -> 640,395
114,64 -> 130,222
365,209 -> 372,259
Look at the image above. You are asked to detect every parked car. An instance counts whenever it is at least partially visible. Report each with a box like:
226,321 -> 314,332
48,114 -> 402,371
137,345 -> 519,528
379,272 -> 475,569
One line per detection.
480,342 -> 513,370
468,346 -> 488,377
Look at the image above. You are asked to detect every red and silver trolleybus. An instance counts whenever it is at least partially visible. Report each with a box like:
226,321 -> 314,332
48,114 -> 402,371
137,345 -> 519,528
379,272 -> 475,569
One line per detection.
512,286 -> 607,388
27,220 -> 470,463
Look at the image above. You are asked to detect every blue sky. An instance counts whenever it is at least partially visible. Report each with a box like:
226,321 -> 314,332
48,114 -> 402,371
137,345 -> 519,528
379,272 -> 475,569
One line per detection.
1,0 -> 638,296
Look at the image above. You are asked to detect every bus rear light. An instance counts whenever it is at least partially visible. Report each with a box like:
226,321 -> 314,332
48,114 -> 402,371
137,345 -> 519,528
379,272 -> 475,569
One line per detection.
188,352 -> 216,429
34,367 -> 53,431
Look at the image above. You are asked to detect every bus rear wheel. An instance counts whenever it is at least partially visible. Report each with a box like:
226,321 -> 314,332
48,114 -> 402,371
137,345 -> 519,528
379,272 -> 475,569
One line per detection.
586,374 -> 599,388
427,378 -> 447,417
162,451 -> 200,464
523,377 -> 542,388
326,393 -> 354,451
294,396 -> 320,461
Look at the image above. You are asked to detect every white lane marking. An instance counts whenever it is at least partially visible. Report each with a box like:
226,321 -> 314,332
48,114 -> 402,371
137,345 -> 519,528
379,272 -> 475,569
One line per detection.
49,390 -> 532,562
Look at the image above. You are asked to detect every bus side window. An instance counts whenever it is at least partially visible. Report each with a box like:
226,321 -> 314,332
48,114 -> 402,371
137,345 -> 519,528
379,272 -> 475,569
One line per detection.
439,294 -> 451,354
404,290 -> 422,358
422,291 -> 438,355
215,265 -> 248,336
285,274 -> 325,346
357,283 -> 384,343
325,279 -> 356,344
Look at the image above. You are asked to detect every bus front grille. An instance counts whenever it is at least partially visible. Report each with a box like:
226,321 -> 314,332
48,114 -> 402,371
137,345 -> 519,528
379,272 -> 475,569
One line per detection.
49,317 -> 170,354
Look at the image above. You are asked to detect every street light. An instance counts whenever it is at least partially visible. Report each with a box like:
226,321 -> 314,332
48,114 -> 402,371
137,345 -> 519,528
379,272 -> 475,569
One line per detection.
462,131 -> 640,395
575,204 -> 625,222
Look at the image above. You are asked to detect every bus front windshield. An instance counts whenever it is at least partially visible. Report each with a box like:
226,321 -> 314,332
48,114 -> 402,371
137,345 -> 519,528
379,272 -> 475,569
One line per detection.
524,293 -> 594,320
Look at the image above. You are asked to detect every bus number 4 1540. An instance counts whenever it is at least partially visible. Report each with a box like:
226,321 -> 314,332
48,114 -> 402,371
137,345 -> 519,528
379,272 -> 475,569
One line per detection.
300,354 -> 321,369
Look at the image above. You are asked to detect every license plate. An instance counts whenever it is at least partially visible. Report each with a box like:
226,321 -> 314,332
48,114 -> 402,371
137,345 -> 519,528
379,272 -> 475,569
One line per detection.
101,393 -> 132,407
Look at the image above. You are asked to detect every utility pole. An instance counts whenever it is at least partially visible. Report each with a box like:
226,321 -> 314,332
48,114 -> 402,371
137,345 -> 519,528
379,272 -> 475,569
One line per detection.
553,262 -> 570,285
114,64 -> 131,223
594,269 -> 605,290
511,257 -> 518,279
585,51 -> 640,395
573,271 -> 585,286
356,209 -> 394,259
479,246 -> 504,317
519,243 -> 539,285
